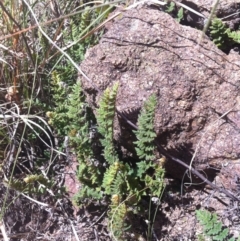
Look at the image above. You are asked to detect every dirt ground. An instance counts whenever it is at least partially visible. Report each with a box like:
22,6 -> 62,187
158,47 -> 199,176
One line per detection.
0,152 -> 239,241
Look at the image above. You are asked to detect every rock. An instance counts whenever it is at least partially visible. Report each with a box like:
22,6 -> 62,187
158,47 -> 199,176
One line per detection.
185,0 -> 240,19
166,0 -> 240,31
79,6 -> 240,178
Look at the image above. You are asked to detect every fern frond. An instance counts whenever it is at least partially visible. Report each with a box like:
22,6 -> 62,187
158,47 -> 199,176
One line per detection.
210,18 -> 232,49
73,185 -> 102,205
110,163 -> 131,197
71,21 -> 79,42
4,178 -> 27,192
23,174 -> 48,185
67,83 -> 104,187
80,7 -> 91,34
196,209 -> 231,241
176,7 -> 184,22
5,174 -> 53,195
134,94 -> 157,161
136,160 -> 153,178
165,1 -> 175,13
229,30 -> 240,44
96,83 -> 119,165
144,165 -> 165,197
77,159 -> 102,186
102,161 -> 122,195
109,194 -> 128,241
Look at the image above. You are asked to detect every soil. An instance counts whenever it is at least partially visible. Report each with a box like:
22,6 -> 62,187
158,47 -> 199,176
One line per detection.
2,154 -> 239,241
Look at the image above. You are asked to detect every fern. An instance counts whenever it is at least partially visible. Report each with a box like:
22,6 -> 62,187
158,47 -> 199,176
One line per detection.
102,161 -> 122,195
136,160 -> 153,179
79,7 -> 92,43
47,70 -> 70,136
51,79 -> 165,239
77,159 -> 102,187
108,194 -> 128,240
134,94 -> 157,161
165,1 -> 175,13
228,30 -> 240,44
95,85 -> 131,239
176,7 -> 184,23
209,18 -> 232,49
73,185 -> 102,205
209,18 -> 240,49
196,209 -> 237,241
67,83 -> 104,192
96,83 -> 119,165
134,94 -> 165,198
4,174 -> 53,195
49,80 -> 103,200
145,165 -> 165,197
165,1 -> 183,22
68,3 -> 113,63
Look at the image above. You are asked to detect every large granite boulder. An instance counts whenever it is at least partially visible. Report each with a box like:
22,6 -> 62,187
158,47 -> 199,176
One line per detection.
79,6 -> 240,178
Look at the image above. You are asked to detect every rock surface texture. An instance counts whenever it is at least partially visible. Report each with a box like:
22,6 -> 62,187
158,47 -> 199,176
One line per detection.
181,0 -> 240,30
79,6 -> 240,178
187,0 -> 240,18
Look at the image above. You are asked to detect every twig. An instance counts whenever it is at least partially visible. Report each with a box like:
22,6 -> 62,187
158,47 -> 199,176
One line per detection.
198,0 -> 220,46
0,221 -> 9,241
89,209 -> 107,228
70,220 -> 80,241
93,227 -> 99,241
21,193 -> 49,207
155,142 -> 240,202
172,0 -> 206,18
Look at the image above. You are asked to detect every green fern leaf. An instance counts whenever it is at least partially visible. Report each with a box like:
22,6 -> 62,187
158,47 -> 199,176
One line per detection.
210,18 -> 233,49
102,161 -> 121,195
134,94 -> 157,161
109,195 -> 128,241
96,83 -> 119,164
207,220 -> 222,235
165,1 -> 175,13
176,7 -> 184,22
213,228 -> 228,241
196,209 -> 232,241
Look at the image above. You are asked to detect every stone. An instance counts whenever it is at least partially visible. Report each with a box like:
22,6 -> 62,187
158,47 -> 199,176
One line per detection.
79,6 -> 240,178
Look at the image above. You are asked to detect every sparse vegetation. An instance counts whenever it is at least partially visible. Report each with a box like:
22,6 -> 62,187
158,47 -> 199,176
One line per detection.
164,1 -> 184,23
209,18 -> 240,50
196,209 -> 239,241
50,79 -> 165,240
